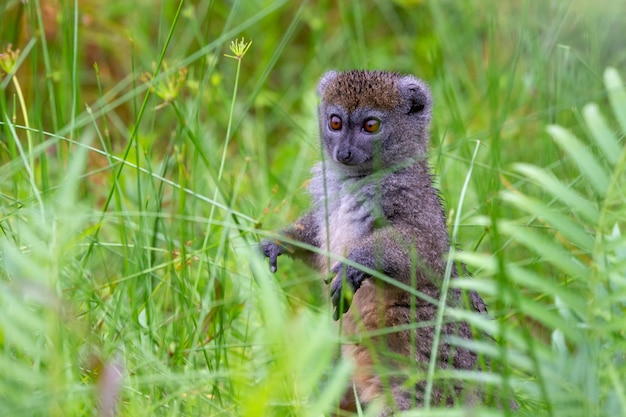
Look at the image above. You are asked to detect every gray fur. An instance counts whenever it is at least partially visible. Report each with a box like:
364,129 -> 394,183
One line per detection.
261,70 -> 488,414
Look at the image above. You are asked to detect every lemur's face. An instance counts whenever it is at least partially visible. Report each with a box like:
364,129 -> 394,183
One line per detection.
317,70 -> 433,176
318,104 -> 387,175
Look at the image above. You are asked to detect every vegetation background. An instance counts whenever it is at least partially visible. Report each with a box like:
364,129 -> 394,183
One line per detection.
0,0 -> 625,416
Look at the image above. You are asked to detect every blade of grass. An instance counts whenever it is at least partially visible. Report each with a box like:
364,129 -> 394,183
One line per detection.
424,140 -> 481,408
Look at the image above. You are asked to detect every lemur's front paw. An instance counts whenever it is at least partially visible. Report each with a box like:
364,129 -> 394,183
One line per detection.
261,238 -> 286,273
329,263 -> 367,320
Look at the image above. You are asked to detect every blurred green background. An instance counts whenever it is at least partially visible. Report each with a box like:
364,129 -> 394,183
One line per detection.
1,0 -> 625,416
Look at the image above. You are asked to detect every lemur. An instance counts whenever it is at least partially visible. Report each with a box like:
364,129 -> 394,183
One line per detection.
262,70 -> 486,415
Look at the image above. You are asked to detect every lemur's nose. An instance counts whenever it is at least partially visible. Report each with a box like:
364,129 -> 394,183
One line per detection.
336,147 -> 352,164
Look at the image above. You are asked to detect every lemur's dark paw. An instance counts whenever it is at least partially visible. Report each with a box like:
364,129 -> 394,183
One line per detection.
261,239 -> 285,273
329,263 -> 367,320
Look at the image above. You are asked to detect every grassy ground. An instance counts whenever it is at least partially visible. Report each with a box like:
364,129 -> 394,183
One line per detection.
1,0 -> 625,416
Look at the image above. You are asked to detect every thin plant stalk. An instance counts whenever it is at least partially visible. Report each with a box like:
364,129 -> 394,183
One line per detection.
424,140 -> 481,408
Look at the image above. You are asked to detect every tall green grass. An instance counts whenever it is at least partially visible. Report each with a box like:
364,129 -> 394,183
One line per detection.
0,0 -> 624,416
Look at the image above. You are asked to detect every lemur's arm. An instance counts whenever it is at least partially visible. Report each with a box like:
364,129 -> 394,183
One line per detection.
261,211 -> 320,273
329,223 -> 444,320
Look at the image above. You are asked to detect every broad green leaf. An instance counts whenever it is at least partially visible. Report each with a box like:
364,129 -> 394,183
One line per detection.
547,125 -> 611,197
583,103 -> 621,166
453,277 -> 581,342
604,67 -> 626,135
401,408 -> 512,417
446,307 -> 552,358
516,292 -> 581,342
454,253 -> 586,315
593,144 -> 626,308
452,276 -> 496,295
453,251 -> 497,274
512,163 -> 599,224
593,84 -> 626,298
507,264 -> 586,316
501,191 -> 595,253
446,337 -> 534,373
499,221 -> 590,281
596,146 -> 626,237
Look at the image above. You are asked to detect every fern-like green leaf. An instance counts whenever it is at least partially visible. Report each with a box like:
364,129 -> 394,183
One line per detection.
547,124 -> 610,197
498,221 -> 590,280
583,103 -> 621,166
604,67 -> 626,135
495,67 -> 626,417
500,191 -> 595,252
511,162 -> 599,224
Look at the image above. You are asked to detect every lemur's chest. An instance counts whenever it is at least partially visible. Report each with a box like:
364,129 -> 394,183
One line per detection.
316,182 -> 376,270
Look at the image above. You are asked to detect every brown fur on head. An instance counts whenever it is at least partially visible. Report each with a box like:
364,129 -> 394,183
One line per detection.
317,70 -> 403,112
315,70 -> 434,172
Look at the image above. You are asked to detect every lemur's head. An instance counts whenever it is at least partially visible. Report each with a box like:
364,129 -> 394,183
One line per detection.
317,70 -> 433,176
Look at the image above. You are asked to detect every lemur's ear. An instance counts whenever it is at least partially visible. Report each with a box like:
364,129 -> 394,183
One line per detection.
397,75 -> 432,115
317,71 -> 339,97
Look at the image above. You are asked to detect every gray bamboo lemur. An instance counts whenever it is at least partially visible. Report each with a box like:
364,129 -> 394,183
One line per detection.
261,70 -> 486,414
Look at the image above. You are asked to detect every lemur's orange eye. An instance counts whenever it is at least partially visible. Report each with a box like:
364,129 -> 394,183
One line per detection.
329,115 -> 342,131
363,118 -> 381,133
